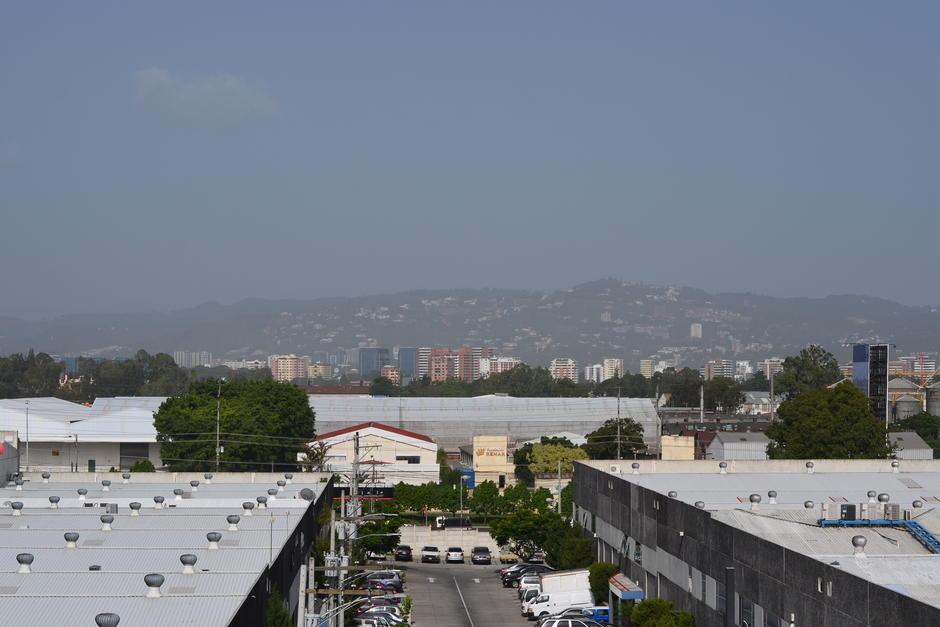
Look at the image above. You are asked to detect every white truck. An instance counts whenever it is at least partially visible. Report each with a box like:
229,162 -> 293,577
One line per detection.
523,569 -> 593,620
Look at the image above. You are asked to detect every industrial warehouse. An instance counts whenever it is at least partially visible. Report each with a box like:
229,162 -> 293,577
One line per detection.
0,472 -> 332,626
572,459 -> 940,627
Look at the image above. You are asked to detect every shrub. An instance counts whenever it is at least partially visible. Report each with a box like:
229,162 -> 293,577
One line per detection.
129,459 -> 156,472
588,561 -> 619,603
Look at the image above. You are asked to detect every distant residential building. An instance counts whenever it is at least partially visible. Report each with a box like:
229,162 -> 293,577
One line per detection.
702,359 -> 734,380
690,323 -> 703,339
416,347 -> 432,379
602,358 -> 624,381
583,364 -> 604,384
173,351 -> 212,369
358,347 -> 391,380
270,354 -> 309,382
734,360 -> 753,382
380,365 -> 401,384
480,356 -> 522,378
313,422 -> 439,486
307,362 -> 333,380
549,358 -> 579,383
419,346 -> 493,382
853,343 -> 890,425
397,347 -> 418,383
757,357 -> 785,379
639,359 -> 654,379
741,391 -> 780,415
223,359 -> 267,370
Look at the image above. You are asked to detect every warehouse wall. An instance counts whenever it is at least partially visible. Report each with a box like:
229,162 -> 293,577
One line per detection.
572,464 -> 940,627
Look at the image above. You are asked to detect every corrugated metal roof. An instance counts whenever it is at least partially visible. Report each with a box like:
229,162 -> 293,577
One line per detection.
0,596 -> 242,627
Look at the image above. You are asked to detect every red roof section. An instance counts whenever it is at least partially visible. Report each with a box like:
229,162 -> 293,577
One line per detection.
315,421 -> 435,444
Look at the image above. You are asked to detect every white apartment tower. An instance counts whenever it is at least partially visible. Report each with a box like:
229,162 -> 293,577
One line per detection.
550,358 -> 579,383
602,358 -> 624,381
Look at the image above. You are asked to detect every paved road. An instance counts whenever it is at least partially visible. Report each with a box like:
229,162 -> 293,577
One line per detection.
403,560 -> 532,627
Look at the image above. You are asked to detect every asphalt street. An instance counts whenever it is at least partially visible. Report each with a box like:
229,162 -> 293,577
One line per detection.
403,560 -> 533,627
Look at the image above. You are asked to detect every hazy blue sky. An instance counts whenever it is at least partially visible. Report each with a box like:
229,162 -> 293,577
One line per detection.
2,3 -> 938,316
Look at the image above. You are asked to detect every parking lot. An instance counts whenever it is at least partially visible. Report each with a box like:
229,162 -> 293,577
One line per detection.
402,560 -> 533,627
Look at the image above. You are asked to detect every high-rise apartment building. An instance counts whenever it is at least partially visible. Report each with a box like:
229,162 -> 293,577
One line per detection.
270,354 -> 309,382
549,358 -> 579,383
639,359 -> 654,379
583,364 -> 604,384
417,346 -> 493,382
173,351 -> 212,369
397,347 -> 418,383
702,359 -> 735,380
853,343 -> 890,425
380,365 -> 401,384
358,348 -> 391,380
307,362 -> 333,380
734,360 -> 753,382
690,323 -> 703,339
480,356 -> 522,378
602,358 -> 624,381
223,359 -> 267,370
757,357 -> 785,379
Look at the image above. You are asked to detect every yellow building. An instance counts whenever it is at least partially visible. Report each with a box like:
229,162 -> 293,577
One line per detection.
459,435 -> 515,489
660,434 -> 695,461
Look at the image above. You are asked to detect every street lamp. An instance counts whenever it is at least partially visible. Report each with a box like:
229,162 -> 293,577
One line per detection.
459,475 -> 469,516
24,400 -> 29,472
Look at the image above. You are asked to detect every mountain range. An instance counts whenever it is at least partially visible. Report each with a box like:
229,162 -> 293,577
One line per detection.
2,279 -> 938,370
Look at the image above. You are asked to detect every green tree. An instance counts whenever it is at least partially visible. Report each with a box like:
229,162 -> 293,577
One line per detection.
469,480 -> 501,520
369,376 -> 400,397
893,413 -> 940,457
767,382 -> 890,459
741,370 -> 770,391
529,443 -> 588,474
489,508 -> 546,560
589,562 -> 620,604
154,379 -> 314,471
559,484 -> 573,517
774,345 -> 842,398
657,368 -> 704,407
630,598 -> 694,627
357,515 -> 403,555
513,442 -> 536,486
704,376 -> 745,414
546,523 -> 593,570
583,417 -> 646,459
266,586 -> 292,627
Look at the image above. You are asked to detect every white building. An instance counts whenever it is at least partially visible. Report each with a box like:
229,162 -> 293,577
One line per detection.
602,358 -> 624,381
690,323 -> 703,339
173,351 -> 212,369
583,364 -> 603,384
312,421 -> 439,486
223,359 -> 267,370
549,358 -> 579,383
479,356 -> 522,378
758,357 -> 785,379
734,360 -> 753,381
705,432 -> 769,460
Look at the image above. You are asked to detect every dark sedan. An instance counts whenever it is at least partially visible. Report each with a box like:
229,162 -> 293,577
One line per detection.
470,546 -> 492,565
393,545 -> 413,562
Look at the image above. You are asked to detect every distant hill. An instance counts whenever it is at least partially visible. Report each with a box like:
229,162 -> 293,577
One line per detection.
1,279 -> 938,369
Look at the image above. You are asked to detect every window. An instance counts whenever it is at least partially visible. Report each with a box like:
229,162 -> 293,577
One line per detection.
395,455 -> 420,464
740,597 -> 755,627
498,475 -> 506,488
716,580 -> 726,615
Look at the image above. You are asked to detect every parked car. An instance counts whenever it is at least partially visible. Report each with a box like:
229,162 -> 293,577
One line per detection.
366,571 -> 403,593
529,550 -> 546,564
536,607 -> 609,626
517,574 -> 542,599
538,620 -> 604,627
445,547 -> 465,563
393,545 -> 413,562
421,545 -> 441,563
502,564 -> 553,588
471,546 -> 492,565
499,546 -> 519,564
358,611 -> 405,626
356,604 -> 402,617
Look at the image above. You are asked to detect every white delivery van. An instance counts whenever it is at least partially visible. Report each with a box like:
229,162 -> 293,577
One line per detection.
523,569 -> 592,619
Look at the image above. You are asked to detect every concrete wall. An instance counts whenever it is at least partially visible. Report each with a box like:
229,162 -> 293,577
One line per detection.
22,442 -> 163,472
398,524 -> 501,555
572,463 -> 940,627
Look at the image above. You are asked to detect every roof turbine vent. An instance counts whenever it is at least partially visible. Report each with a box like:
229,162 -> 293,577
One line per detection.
267,488 -> 278,500
631,462 -> 640,475
144,573 -> 164,598
694,501 -> 705,509
11,501 -> 23,516
78,488 -> 88,501
767,490 -> 778,505
190,480 -> 199,492
891,459 -> 900,473
49,496 -> 60,509
867,490 -> 877,503
718,461 -> 728,474
100,514 -> 114,531
153,496 -> 165,509
203,473 -> 213,484
284,473 -> 294,484
16,553 -> 33,574
101,480 -> 111,492
299,488 -> 314,502
95,613 -> 121,627
667,491 -> 677,498
129,502 -> 142,516
41,472 -> 51,484
276,480 -> 286,492
256,496 -> 268,509
242,501 -> 255,516
852,535 -> 867,558
180,554 -> 197,575
122,473 -> 131,484
913,500 -> 924,509
15,478 -> 23,491
749,494 -> 762,511
65,532 -> 79,548
227,514 -> 241,531
805,461 -> 815,474
207,531 -> 221,550
804,500 -> 814,509
877,493 -> 890,504
173,488 -> 184,501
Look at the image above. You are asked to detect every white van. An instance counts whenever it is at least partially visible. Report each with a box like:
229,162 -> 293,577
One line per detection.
525,590 -> 593,620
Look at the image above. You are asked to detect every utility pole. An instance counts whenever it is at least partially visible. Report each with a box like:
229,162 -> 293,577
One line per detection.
24,399 -> 29,472
556,459 -> 562,514
769,369 -> 775,423
215,379 -> 223,472
700,382 -> 705,424
616,386 -> 622,461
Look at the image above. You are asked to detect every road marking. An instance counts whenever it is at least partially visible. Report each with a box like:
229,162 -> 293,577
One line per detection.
427,577 -> 435,583
473,578 -> 480,584
453,576 -> 475,627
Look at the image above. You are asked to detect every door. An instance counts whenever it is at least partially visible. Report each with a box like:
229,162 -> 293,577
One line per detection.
87,459 -> 96,472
